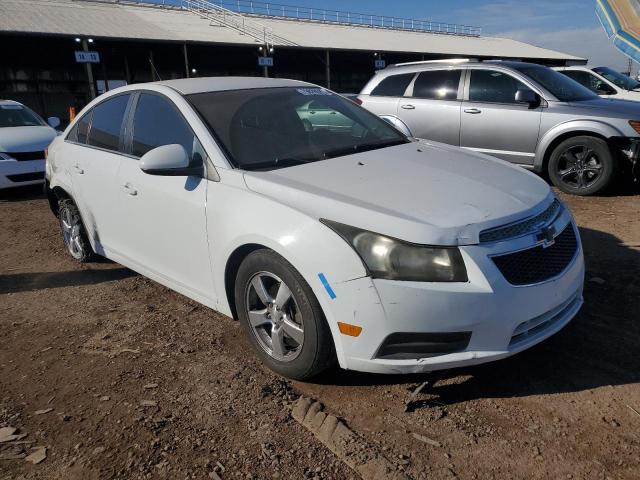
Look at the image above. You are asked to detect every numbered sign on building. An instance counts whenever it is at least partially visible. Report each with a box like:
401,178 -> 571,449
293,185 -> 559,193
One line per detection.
374,59 -> 386,69
258,56 -> 274,67
75,51 -> 101,63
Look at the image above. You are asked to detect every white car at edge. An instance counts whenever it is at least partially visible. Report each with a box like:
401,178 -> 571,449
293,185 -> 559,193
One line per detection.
45,78 -> 585,380
0,99 -> 60,189
555,66 -> 640,101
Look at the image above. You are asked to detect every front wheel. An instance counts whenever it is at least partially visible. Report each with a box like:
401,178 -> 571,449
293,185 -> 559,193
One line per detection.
235,249 -> 336,380
548,136 -> 617,196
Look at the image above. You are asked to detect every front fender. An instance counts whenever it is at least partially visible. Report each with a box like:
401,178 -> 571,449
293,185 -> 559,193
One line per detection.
206,171 -> 371,367
535,120 -> 625,171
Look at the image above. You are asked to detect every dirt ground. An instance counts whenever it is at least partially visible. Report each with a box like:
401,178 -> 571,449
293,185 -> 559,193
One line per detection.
1,182 -> 639,480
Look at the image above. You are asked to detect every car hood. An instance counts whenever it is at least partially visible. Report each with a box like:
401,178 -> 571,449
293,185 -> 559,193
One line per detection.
566,97 -> 640,117
0,126 -> 57,152
243,140 -> 553,246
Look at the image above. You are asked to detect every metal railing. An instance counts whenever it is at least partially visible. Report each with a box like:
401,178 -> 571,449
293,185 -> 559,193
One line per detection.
101,0 -> 482,37
182,0 -> 297,47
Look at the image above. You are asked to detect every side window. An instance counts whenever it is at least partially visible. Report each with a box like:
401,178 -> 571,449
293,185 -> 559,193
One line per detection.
131,94 -> 197,163
561,71 -> 599,93
469,70 -> 531,104
87,94 -> 130,151
67,111 -> 92,144
370,73 -> 415,97
412,70 -> 461,100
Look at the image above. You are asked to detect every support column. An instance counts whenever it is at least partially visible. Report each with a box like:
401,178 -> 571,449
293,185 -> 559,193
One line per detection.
183,42 -> 190,78
124,55 -> 131,85
325,50 -> 331,89
82,39 -> 96,100
263,49 -> 268,78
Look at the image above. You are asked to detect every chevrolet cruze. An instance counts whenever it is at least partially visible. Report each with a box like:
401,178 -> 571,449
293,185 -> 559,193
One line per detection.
45,78 -> 585,380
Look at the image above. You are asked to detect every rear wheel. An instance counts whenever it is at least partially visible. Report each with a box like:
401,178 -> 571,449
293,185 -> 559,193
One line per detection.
58,198 -> 94,262
234,249 -> 336,380
548,136 -> 616,195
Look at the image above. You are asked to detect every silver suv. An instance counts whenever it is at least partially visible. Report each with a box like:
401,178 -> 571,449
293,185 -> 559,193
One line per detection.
358,60 -> 640,195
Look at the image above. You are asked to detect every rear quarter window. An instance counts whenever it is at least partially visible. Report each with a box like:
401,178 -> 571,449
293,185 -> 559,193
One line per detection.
370,73 -> 414,97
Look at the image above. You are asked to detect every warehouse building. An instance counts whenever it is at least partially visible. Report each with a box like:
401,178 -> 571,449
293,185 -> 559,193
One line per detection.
0,0 -> 586,125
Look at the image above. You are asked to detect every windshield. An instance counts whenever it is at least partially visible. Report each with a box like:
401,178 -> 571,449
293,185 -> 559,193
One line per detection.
0,104 -> 46,128
514,65 -> 598,102
187,87 -> 409,171
593,66 -> 640,90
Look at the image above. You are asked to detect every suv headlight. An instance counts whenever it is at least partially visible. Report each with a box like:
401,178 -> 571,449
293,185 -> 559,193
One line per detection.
321,220 -> 468,282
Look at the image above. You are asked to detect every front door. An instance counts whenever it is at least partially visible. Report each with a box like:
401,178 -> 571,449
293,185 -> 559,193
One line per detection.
460,69 -> 542,165
114,92 -> 214,302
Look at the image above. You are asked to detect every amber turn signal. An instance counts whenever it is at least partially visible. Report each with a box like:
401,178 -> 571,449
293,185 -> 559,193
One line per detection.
337,322 -> 363,337
629,120 -> 640,134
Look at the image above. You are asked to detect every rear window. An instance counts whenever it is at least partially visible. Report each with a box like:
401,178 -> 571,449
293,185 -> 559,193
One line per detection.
412,70 -> 461,100
370,73 -> 414,97
87,94 -> 130,152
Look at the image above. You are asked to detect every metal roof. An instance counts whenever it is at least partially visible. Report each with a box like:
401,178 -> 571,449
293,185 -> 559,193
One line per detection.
0,0 -> 585,61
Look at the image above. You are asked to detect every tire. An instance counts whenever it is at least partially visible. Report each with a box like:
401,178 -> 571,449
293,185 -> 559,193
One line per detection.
235,249 -> 336,380
58,198 -> 95,262
548,136 -> 617,196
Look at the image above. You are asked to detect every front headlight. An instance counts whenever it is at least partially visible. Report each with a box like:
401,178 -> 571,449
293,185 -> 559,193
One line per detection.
321,220 -> 468,282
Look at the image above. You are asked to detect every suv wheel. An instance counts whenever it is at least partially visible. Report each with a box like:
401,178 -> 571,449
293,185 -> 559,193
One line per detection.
58,198 -> 94,262
548,136 -> 617,195
234,249 -> 336,380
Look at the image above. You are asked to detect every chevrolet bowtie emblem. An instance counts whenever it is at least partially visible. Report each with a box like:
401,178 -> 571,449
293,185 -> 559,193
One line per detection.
536,225 -> 556,248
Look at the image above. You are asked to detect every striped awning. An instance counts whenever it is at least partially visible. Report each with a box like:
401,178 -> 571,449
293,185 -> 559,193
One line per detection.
596,0 -> 640,63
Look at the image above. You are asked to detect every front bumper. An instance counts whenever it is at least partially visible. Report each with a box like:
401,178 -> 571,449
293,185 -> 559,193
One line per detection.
0,159 -> 45,189
325,213 -> 585,374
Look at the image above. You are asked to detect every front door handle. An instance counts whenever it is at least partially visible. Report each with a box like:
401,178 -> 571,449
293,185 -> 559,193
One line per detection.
122,183 -> 137,196
73,164 -> 84,174
400,104 -> 416,110
464,108 -> 482,114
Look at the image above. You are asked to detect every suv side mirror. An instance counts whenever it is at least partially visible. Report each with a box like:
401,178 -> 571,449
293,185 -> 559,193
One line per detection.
47,116 -> 61,129
515,89 -> 540,108
140,144 -> 202,176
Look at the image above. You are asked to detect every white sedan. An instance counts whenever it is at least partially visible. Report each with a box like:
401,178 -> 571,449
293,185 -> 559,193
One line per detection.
45,78 -> 584,379
0,100 -> 59,189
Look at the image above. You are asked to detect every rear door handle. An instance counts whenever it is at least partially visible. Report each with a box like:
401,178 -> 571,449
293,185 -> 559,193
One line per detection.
73,164 -> 84,174
122,183 -> 137,196
400,104 -> 415,110
464,108 -> 482,114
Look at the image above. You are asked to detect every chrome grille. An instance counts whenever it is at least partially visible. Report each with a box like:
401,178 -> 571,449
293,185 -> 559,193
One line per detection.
479,199 -> 562,243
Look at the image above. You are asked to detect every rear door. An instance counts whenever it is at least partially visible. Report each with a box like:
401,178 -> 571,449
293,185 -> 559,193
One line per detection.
394,69 -> 463,145
360,72 -> 415,121
113,91 -> 214,301
460,69 -> 542,165
65,93 -> 132,254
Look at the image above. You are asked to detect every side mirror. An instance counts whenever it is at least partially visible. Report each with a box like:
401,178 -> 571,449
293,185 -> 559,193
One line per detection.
47,116 -> 61,129
515,89 -> 540,107
597,84 -> 616,95
140,144 -> 201,176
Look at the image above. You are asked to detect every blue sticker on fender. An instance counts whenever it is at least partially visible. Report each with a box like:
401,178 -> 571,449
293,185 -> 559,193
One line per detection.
318,273 -> 336,300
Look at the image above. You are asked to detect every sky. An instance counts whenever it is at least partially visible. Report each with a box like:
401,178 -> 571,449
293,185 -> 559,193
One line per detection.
161,0 -> 633,71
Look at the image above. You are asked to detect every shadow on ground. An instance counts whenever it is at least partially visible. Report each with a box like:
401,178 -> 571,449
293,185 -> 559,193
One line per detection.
312,226 -> 640,406
0,267 -> 136,294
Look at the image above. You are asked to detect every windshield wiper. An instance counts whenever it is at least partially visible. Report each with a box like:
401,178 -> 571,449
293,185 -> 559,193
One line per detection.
322,138 -> 408,160
241,156 -> 318,171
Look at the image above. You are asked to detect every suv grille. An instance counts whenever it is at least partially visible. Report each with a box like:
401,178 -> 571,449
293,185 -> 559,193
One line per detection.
480,199 -> 561,243
492,224 -> 578,285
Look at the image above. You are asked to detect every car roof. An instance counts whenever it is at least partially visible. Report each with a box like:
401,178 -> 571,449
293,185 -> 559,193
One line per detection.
0,99 -> 23,106
155,77 -> 315,95
375,59 -> 544,77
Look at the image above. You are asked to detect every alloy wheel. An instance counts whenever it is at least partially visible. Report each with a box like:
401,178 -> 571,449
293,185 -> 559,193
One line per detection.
60,207 -> 84,259
557,144 -> 604,190
245,272 -> 304,362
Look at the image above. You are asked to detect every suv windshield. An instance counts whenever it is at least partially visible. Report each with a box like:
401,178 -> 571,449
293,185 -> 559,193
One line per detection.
593,66 -> 640,91
0,104 -> 46,128
514,65 -> 598,102
187,87 -> 408,171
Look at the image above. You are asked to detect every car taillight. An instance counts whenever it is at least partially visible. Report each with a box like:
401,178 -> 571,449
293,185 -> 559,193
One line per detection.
353,96 -> 363,106
629,120 -> 640,134
44,148 -> 48,159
